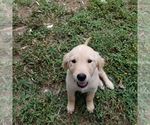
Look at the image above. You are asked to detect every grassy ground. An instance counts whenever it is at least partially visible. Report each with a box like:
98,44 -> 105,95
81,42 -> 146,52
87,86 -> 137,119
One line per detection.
13,0 -> 137,124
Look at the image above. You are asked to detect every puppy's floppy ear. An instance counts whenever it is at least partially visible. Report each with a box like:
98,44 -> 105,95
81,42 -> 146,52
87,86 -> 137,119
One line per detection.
95,52 -> 105,71
62,53 -> 69,70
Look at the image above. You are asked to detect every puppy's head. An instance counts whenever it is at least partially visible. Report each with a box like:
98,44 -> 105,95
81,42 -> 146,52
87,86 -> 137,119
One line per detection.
62,43 -> 104,88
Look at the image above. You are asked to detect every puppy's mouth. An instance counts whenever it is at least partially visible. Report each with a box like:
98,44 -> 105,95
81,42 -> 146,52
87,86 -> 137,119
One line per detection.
77,82 -> 88,88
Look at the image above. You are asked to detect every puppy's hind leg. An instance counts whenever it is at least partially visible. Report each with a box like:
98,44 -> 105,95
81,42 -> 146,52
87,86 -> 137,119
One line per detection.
99,69 -> 114,90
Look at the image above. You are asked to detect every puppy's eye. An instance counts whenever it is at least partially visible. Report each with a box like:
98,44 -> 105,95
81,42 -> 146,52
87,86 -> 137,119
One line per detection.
87,59 -> 92,63
71,59 -> 76,63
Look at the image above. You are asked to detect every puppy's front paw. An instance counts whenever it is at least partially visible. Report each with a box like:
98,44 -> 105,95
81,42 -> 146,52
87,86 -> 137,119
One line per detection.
87,101 -> 94,113
106,80 -> 114,90
67,102 -> 74,114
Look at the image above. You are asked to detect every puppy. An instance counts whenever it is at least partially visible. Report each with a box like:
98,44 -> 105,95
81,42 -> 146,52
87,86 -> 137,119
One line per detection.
62,37 -> 114,114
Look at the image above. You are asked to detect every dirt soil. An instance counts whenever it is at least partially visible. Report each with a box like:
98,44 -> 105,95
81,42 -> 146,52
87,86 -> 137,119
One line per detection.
13,0 -> 89,36
57,0 -> 89,11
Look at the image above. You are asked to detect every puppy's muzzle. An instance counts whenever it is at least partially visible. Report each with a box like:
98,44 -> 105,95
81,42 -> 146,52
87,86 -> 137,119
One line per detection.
77,73 -> 88,88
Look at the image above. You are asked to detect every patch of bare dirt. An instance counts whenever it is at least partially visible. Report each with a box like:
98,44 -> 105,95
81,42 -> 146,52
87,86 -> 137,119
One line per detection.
18,6 -> 31,19
13,2 -> 39,36
57,0 -> 89,11
13,0 -> 89,36
40,77 -> 61,95
18,2 -> 39,19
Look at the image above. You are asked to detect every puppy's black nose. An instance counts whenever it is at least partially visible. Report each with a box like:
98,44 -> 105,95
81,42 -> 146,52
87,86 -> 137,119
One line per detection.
77,73 -> 86,81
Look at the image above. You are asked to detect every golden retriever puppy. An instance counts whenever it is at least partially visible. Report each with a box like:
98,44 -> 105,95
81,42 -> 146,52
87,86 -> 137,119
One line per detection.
62,37 -> 114,114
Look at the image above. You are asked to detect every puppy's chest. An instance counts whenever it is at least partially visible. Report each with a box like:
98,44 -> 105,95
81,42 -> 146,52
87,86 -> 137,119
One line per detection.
78,86 -> 95,93
80,88 -> 88,93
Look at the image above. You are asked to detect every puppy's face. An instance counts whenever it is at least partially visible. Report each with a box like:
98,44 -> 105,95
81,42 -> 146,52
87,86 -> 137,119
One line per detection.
62,45 -> 104,88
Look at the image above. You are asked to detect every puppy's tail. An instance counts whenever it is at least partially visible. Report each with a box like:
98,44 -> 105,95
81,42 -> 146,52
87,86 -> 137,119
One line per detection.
84,37 -> 92,45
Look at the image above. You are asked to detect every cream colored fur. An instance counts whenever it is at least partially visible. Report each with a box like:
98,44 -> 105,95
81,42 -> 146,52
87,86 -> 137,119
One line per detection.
62,37 -> 114,114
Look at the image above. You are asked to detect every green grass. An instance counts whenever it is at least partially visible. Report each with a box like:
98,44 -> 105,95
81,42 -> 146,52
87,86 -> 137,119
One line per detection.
13,0 -> 137,124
